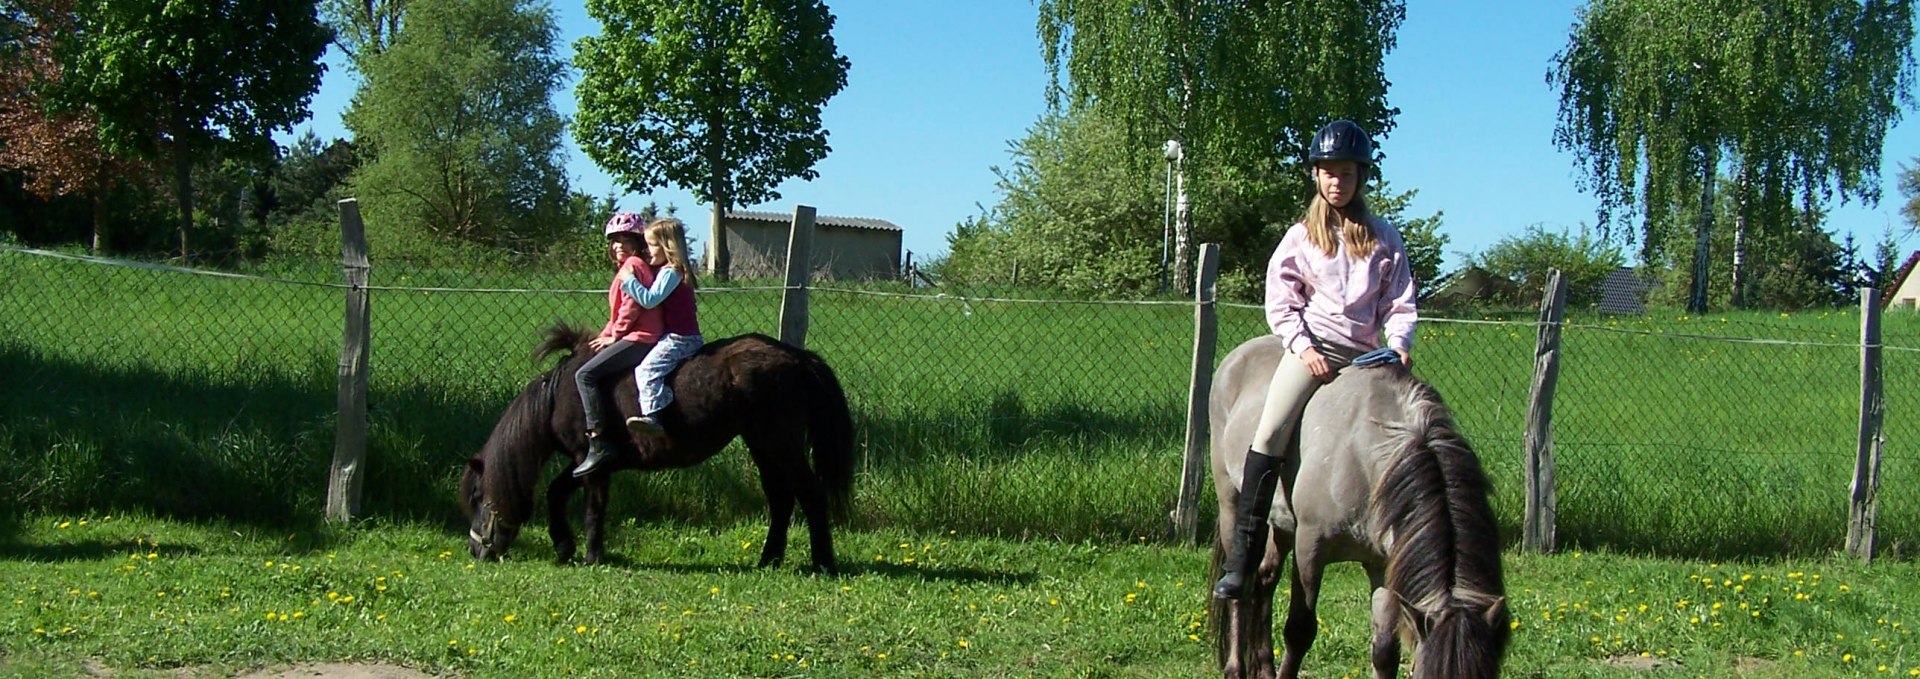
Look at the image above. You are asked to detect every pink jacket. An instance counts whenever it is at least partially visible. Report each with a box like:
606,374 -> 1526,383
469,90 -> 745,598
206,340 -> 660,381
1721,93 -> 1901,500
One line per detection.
1264,217 -> 1418,355
600,256 -> 663,344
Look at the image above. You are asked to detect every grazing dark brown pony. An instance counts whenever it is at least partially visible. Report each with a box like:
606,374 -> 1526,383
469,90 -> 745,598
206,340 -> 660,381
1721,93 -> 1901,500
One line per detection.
459,324 -> 854,572
1209,335 -> 1509,679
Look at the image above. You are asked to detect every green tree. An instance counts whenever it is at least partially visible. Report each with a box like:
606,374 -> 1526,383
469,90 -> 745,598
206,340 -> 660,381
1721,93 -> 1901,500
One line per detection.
573,0 -> 850,280
323,0 -> 405,64
342,0 -> 572,253
1551,0 -> 1915,313
44,0 -> 329,258
1901,158 -> 1920,231
1368,182 -> 1448,294
1038,0 -> 1404,293
1469,225 -> 1626,308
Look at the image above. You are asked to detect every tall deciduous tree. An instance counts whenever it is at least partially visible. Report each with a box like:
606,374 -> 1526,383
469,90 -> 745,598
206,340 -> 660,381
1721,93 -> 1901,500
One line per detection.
43,0 -> 329,259
573,0 -> 850,279
343,0 -> 572,251
323,0 -> 406,64
0,0 -> 152,252
1037,0 -> 1405,293
1552,0 -> 1914,312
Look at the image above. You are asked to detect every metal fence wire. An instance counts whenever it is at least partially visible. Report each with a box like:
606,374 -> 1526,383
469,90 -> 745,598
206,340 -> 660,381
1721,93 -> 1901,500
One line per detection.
1,244 -> 1913,556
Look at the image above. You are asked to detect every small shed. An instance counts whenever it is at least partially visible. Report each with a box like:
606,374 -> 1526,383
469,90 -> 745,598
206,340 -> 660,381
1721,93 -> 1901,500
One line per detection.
1885,251 -> 1920,312
1596,267 -> 1652,315
1422,266 -> 1522,310
717,210 -> 903,281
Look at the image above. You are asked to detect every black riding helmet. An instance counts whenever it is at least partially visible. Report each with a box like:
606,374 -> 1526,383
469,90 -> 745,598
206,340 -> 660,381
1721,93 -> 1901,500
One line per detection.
1307,120 -> 1373,167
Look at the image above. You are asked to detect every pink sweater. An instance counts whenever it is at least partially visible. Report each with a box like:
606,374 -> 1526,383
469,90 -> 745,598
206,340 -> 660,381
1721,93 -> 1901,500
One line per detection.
1264,217 -> 1418,355
600,256 -> 664,344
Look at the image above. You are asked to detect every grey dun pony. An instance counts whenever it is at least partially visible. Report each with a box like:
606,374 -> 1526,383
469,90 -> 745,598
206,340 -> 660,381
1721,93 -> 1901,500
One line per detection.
1209,335 -> 1510,679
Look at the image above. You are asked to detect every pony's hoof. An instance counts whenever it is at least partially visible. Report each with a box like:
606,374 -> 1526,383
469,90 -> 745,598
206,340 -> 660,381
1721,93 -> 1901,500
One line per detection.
809,561 -> 839,577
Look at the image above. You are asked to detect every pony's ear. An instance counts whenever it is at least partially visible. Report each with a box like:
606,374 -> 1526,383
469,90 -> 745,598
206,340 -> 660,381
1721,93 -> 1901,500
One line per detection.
467,458 -> 484,474
1395,593 -> 1432,638
1482,596 -> 1509,627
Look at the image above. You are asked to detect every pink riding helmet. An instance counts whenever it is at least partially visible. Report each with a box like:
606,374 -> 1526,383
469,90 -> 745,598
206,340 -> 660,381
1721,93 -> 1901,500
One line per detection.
603,212 -> 645,238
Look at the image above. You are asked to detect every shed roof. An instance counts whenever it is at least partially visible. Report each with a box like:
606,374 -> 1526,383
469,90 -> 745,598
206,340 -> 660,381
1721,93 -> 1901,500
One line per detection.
726,209 -> 902,233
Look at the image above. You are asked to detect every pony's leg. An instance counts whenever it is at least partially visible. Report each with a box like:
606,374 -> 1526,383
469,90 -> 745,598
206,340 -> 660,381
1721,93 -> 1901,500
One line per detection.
1365,565 -> 1402,679
1277,544 -> 1326,679
546,470 -> 581,564
742,431 -> 804,570
752,468 -> 797,569
582,472 -> 611,565
1248,532 -> 1286,679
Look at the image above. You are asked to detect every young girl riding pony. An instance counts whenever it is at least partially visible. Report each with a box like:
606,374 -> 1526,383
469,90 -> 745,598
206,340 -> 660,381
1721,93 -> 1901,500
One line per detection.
572,212 -> 663,476
1212,120 -> 1419,600
573,217 -> 704,477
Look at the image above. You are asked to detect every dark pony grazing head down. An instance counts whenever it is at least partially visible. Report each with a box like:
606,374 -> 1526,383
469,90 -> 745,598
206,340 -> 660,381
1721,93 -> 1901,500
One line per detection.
459,323 -> 856,570
460,361 -> 563,561
1373,376 -> 1511,679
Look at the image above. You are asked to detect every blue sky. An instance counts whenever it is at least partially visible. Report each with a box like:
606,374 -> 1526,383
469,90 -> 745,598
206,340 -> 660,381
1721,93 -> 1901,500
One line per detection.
283,0 -> 1920,269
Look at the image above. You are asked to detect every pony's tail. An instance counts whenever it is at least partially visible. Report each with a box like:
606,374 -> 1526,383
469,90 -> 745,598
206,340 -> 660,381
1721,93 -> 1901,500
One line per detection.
801,349 -> 856,520
534,320 -> 589,365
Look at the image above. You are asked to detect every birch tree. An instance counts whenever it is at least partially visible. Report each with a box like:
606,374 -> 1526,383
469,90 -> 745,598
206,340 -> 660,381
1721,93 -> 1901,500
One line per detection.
1037,0 -> 1404,293
1552,0 -> 1914,312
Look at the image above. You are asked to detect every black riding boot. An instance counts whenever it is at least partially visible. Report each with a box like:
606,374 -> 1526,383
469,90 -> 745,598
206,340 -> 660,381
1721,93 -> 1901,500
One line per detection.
1213,448 -> 1283,600
572,431 -> 614,477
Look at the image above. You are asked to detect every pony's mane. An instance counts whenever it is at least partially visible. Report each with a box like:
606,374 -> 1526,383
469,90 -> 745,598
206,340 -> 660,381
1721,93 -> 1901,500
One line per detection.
1369,373 -> 1505,611
459,323 -> 579,524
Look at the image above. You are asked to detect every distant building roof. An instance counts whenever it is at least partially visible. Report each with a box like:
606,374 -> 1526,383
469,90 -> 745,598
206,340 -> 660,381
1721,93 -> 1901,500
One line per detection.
1884,250 -> 1920,308
725,209 -> 902,233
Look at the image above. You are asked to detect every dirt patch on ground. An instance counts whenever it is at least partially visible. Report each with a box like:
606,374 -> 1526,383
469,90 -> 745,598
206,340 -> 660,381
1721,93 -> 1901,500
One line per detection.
1602,654 -> 1676,671
230,663 -> 446,679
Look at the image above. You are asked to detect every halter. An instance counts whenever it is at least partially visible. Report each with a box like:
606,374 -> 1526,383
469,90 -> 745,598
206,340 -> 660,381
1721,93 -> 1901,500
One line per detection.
470,364 -> 565,554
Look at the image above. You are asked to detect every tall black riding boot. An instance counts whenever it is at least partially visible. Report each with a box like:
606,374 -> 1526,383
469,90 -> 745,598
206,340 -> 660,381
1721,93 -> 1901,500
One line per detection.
572,431 -> 614,477
1213,448 -> 1283,600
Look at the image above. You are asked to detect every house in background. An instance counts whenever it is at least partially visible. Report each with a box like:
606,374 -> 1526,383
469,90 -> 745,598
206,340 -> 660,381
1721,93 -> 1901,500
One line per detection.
713,209 -> 903,281
1885,251 -> 1920,311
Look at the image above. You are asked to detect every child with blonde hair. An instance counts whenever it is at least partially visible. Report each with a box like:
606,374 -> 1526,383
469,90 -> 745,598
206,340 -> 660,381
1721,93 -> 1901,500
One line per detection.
1212,120 -> 1418,599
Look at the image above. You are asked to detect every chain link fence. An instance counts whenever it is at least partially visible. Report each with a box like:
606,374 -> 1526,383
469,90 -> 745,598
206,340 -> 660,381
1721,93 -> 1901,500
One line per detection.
2,243 -> 1913,555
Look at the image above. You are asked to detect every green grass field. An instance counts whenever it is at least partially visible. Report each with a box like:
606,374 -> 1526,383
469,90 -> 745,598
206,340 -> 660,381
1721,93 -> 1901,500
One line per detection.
3,247 -> 1914,557
4,514 -> 1920,678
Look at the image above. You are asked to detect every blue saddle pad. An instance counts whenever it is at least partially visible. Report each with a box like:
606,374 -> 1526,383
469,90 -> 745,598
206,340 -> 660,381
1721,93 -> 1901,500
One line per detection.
1351,347 -> 1400,368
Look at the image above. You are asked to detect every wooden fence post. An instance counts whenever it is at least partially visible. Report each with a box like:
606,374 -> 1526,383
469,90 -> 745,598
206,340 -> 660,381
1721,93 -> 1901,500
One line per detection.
327,198 -> 371,524
1522,269 -> 1567,553
1848,286 -> 1885,562
779,205 -> 816,348
1173,243 -> 1221,544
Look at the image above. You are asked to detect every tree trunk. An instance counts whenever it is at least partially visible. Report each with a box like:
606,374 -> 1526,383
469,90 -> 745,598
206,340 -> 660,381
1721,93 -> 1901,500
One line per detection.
171,98 -> 195,262
1687,148 -> 1717,314
705,118 -> 729,281
1730,165 -> 1750,308
1171,75 -> 1194,295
